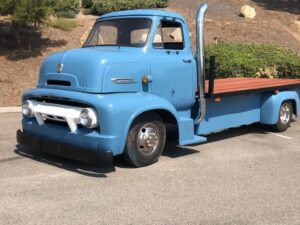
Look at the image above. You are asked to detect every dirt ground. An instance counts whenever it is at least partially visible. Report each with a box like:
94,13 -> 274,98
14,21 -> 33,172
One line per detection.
0,0 -> 299,106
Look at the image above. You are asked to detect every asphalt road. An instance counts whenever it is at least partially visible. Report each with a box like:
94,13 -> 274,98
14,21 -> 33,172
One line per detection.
0,113 -> 299,225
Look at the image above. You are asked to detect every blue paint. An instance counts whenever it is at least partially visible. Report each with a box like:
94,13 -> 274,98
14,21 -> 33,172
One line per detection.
38,47 -> 149,93
196,94 -> 261,135
147,16 -> 196,111
98,9 -> 187,22
21,9 -> 300,159
261,89 -> 300,124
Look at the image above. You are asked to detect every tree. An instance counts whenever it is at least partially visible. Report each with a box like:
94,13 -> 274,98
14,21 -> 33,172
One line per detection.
0,0 -> 50,48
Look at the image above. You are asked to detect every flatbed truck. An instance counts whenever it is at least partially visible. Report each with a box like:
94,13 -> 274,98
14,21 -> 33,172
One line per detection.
17,4 -> 300,167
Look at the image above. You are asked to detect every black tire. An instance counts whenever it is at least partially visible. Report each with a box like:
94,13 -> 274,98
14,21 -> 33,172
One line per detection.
123,112 -> 166,167
272,101 -> 293,132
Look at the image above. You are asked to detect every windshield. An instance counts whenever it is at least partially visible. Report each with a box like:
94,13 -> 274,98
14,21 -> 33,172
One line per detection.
83,18 -> 152,48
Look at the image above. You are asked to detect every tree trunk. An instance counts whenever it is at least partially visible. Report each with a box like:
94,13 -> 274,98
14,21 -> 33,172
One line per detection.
12,24 -> 21,49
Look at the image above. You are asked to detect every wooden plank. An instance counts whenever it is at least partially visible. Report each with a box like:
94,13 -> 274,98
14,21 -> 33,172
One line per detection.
205,78 -> 300,96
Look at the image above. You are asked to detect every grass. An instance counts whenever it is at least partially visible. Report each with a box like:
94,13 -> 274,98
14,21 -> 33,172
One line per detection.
47,18 -> 77,31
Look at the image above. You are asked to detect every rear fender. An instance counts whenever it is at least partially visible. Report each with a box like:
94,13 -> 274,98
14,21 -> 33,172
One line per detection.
261,90 -> 300,125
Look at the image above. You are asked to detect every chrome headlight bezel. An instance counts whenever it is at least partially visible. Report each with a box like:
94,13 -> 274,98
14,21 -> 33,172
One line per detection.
22,100 -> 34,118
79,108 -> 98,129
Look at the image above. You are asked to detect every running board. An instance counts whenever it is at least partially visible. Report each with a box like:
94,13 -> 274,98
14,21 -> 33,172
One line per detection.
180,135 -> 207,145
178,117 -> 207,145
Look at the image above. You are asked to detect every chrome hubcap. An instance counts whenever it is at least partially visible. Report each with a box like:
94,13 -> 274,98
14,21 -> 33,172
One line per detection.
280,103 -> 291,124
137,123 -> 159,155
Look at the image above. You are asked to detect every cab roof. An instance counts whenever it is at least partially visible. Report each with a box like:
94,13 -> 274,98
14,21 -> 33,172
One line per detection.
97,9 -> 186,22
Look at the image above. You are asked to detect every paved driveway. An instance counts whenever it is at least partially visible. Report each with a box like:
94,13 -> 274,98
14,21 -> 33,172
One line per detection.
0,113 -> 299,225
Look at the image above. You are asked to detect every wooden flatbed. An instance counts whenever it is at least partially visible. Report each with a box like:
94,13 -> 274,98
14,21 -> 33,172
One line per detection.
205,78 -> 300,97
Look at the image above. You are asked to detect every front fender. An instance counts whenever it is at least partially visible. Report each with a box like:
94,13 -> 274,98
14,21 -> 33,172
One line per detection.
261,90 -> 300,125
99,92 -> 179,155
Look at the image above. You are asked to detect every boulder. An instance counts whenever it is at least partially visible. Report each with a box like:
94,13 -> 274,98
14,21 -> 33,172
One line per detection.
240,5 -> 256,19
255,66 -> 278,79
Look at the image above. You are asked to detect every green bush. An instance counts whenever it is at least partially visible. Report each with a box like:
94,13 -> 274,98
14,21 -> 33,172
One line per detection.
56,10 -> 77,18
82,0 -> 93,8
47,0 -> 81,18
0,0 -> 50,48
82,7 -> 93,15
91,0 -> 169,15
205,43 -> 300,79
47,18 -> 77,30
1,0 -> 50,26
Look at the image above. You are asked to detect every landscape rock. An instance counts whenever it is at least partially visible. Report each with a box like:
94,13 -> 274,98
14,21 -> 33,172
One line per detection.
240,5 -> 256,19
255,66 -> 278,79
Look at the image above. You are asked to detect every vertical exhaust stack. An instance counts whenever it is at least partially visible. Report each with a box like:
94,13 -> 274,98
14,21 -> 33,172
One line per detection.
196,3 -> 208,123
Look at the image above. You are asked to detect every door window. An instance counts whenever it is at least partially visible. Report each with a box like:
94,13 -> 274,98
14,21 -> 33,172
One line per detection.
153,20 -> 184,50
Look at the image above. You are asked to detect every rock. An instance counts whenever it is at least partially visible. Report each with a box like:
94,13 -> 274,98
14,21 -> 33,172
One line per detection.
255,66 -> 278,79
213,36 -> 226,44
240,5 -> 256,19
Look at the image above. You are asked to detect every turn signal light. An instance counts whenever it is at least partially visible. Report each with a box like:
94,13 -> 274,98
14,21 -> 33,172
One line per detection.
142,75 -> 149,84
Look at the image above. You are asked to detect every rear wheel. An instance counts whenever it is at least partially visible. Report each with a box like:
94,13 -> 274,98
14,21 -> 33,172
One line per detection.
272,101 -> 293,132
124,113 -> 166,167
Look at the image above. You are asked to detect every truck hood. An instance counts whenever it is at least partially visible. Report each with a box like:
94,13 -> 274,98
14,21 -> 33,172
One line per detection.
38,47 -> 146,93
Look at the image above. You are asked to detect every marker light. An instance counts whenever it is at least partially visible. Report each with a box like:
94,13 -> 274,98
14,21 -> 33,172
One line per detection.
142,75 -> 149,84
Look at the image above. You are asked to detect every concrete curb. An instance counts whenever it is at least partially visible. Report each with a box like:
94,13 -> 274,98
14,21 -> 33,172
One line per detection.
0,107 -> 21,114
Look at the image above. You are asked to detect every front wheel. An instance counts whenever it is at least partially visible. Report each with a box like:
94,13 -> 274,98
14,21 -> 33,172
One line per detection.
272,101 -> 293,132
124,113 -> 166,167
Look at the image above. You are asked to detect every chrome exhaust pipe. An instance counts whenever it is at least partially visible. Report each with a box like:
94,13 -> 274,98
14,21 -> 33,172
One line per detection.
195,3 -> 208,123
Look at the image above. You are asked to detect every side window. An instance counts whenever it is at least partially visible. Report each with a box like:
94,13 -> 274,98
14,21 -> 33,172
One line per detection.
153,20 -> 184,50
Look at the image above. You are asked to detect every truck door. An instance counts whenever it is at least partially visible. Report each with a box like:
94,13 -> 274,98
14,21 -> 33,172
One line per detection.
149,19 -> 195,111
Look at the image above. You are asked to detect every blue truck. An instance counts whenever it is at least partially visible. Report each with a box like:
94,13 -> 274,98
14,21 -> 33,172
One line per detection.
17,4 -> 300,167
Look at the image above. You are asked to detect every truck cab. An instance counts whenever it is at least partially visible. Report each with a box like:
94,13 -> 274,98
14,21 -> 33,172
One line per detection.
17,4 -> 300,167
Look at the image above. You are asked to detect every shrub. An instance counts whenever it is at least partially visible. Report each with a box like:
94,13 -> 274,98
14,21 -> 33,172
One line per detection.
91,0 -> 169,15
82,0 -> 93,8
47,0 -> 81,18
56,10 -> 77,18
47,18 -> 77,30
0,0 -> 50,48
205,43 -> 300,79
82,7 -> 93,15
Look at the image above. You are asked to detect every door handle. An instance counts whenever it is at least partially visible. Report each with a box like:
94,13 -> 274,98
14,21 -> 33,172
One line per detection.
183,59 -> 192,63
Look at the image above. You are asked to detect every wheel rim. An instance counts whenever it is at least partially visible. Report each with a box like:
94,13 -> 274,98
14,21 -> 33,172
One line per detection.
280,103 -> 291,124
137,123 -> 160,155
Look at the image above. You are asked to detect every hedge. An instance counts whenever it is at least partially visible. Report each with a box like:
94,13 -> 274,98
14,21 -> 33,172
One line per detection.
47,0 -> 82,18
205,43 -> 300,79
91,0 -> 169,15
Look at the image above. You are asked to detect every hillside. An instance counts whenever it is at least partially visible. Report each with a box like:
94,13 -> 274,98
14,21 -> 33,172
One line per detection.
169,0 -> 300,50
0,0 -> 299,106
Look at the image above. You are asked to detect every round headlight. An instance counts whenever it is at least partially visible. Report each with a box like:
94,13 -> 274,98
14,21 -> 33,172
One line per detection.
22,100 -> 34,118
79,108 -> 98,128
